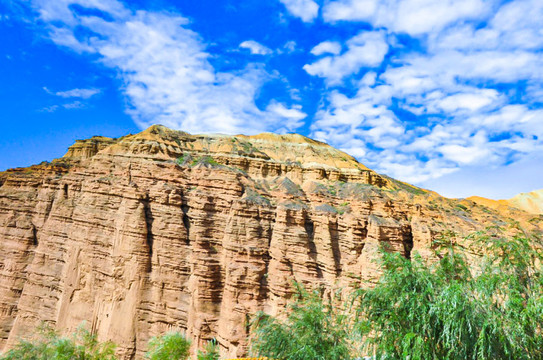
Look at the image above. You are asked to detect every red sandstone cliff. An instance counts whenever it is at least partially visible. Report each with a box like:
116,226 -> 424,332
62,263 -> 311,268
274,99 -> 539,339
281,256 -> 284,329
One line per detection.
0,125 -> 541,358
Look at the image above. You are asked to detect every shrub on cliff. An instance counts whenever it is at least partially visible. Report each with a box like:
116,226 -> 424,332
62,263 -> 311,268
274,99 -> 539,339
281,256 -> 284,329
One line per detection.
145,332 -> 191,360
0,324 -> 116,360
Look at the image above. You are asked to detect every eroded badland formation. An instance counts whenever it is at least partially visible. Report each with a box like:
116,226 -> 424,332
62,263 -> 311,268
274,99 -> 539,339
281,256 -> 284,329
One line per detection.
1,125 -> 542,358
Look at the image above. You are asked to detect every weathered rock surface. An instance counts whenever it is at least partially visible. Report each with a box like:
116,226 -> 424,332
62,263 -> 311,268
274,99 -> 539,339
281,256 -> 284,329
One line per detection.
0,125 -> 541,358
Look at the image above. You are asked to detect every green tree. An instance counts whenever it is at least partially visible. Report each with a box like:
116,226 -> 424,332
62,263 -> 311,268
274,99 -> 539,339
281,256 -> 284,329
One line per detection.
197,339 -> 220,360
250,284 -> 355,360
145,332 -> 191,360
356,230 -> 543,360
0,324 -> 117,360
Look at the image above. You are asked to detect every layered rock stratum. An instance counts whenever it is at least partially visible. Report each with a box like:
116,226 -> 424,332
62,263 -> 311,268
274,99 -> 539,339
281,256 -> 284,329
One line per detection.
0,125 -> 542,358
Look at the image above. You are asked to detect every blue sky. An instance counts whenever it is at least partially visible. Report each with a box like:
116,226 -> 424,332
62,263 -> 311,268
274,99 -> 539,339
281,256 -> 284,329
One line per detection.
1,0 -> 543,199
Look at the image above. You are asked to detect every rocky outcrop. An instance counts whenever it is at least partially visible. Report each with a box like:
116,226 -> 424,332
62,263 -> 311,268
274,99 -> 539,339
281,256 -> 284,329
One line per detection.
0,125 -> 540,359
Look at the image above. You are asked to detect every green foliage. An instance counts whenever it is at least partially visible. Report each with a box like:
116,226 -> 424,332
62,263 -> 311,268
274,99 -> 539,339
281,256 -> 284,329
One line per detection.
145,332 -> 191,360
356,231 -> 543,360
191,156 -> 219,167
176,153 -> 191,166
241,141 -> 257,154
455,203 -> 469,212
0,324 -> 117,360
197,339 -> 220,360
250,284 -> 355,360
176,154 -> 220,168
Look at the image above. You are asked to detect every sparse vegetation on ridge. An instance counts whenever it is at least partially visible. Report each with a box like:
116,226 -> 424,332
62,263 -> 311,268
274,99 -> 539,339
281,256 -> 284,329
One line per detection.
176,153 -> 221,168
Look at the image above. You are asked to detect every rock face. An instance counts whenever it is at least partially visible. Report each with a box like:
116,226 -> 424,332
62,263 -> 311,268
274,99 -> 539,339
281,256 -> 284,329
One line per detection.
0,125 -> 541,358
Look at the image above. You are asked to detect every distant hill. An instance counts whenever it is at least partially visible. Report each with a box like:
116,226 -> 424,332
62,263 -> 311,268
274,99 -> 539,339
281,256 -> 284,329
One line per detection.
469,189 -> 543,215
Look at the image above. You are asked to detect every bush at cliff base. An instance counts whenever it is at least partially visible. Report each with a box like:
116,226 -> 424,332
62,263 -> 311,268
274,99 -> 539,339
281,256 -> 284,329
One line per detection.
0,324 -> 116,360
197,339 -> 220,360
0,328 -> 218,360
250,230 -> 543,360
145,332 -> 191,360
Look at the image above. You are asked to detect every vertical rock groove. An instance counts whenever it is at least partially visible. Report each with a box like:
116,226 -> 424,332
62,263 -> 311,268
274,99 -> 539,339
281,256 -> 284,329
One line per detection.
403,225 -> 414,260
31,225 -> 38,246
141,195 -> 154,273
181,204 -> 190,242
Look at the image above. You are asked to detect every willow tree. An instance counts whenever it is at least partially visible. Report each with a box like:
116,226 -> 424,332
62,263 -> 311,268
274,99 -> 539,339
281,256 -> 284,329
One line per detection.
356,230 -> 543,360
250,284 -> 356,360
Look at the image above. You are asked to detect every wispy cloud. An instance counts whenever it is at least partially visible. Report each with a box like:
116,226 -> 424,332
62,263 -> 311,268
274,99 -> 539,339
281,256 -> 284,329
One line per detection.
239,40 -> 272,55
282,40 -> 297,53
39,101 -> 84,113
28,0 -> 305,135
44,87 -> 101,99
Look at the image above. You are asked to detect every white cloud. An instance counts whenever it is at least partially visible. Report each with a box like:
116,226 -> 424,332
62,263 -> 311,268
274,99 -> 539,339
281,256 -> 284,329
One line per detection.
283,40 -> 297,53
438,144 -> 491,165
307,1 -> 543,197
433,1 -> 543,53
322,0 -> 378,22
436,91 -> 498,113
267,101 -> 306,120
266,101 -> 307,131
304,31 -> 388,84
469,105 -> 543,136
279,0 -> 319,22
239,40 -> 272,55
39,101 -> 85,112
388,0 -> 490,36
322,0 -> 492,36
44,87 -> 101,99
29,0 -> 304,135
310,41 -> 341,56
62,101 -> 85,109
